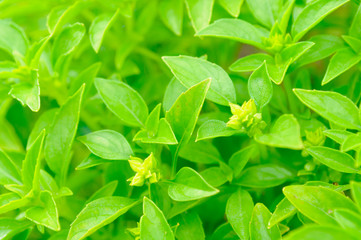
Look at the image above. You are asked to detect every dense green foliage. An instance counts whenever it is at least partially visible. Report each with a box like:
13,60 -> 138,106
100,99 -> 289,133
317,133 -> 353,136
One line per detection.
1,0 -> 361,239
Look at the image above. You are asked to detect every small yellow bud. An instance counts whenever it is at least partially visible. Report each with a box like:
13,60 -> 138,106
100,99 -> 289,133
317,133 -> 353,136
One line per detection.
127,153 -> 159,187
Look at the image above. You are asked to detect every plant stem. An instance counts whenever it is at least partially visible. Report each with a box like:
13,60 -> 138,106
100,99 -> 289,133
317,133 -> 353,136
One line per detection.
171,148 -> 179,178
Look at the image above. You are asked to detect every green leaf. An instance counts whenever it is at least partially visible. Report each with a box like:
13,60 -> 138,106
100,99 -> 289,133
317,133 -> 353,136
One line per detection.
0,20 -> 28,56
9,69 -> 40,112
283,185 -> 358,225
349,3 -> 361,39
196,19 -> 269,49
350,181 -> 361,210
293,89 -> 361,130
324,129 -> 354,144
89,9 -> 119,53
69,62 -> 101,96
268,198 -> 296,228
85,181 -> 118,204
185,0 -> 213,32
78,130 -> 133,160
39,170 -> 72,198
235,164 -> 292,188
0,219 -> 32,240
229,145 -> 254,177
172,212 -> 205,240
163,78 -> 187,112
166,79 -> 211,154
196,120 -> 239,141
334,209 -> 361,236
218,0 -> 243,17
162,56 -> 236,106
21,130 -> 45,191
94,78 -> 148,127
295,35 -> 344,67
140,197 -> 174,240
68,197 -> 137,240
44,85 -> 84,176
255,114 -> 303,149
291,0 -> 349,41
27,109 -> 57,150
250,203 -> 281,240
341,134 -> 361,152
245,0 -> 274,28
248,62 -> 273,110
25,191 -> 60,231
226,189 -> 254,240
159,0 -> 183,35
230,53 -> 273,72
0,148 -> 21,185
47,2 -> 85,35
322,47 -> 361,85
179,141 -> 221,164
211,223 -> 239,240
200,167 -> 229,187
168,167 -> 219,201
306,146 -> 358,173
284,225 -> 356,240
342,35 -> 361,53
51,23 -> 85,66
76,154 -> 112,170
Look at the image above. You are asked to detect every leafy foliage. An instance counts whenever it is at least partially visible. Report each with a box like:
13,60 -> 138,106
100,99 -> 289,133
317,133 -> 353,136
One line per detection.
1,0 -> 361,239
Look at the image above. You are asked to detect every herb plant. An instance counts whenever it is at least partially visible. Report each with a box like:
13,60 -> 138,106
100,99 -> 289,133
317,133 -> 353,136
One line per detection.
1,0 -> 361,239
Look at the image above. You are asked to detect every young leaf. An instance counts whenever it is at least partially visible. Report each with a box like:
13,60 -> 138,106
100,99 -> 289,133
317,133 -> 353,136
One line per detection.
184,0 -> 213,32
68,197 -> 137,240
249,203 -> 281,240
226,189 -> 254,240
51,23 -> 85,66
322,47 -> 361,85
25,191 -> 60,231
179,141 -> 221,164
235,164 -> 292,188
44,85 -> 84,176
200,167 -> 229,187
159,0 -> 183,35
293,89 -> 361,130
76,154 -> 112,170
196,19 -> 269,49
69,62 -> 101,96
248,62 -> 273,110
255,114 -> 303,149
306,146 -> 358,173
341,134 -> 361,152
89,9 -> 119,53
140,197 -> 175,240
22,130 -> 45,191
284,225 -> 355,240
94,78 -> 148,127
196,120 -> 239,141
283,185 -> 358,225
0,20 -> 28,56
166,79 -> 211,153
0,148 -> 21,185
291,0 -> 349,41
162,56 -> 236,106
218,0 -> 243,17
78,130 -> 133,160
168,167 -> 219,201
245,0 -> 274,28
324,129 -> 354,144
163,77 -> 187,112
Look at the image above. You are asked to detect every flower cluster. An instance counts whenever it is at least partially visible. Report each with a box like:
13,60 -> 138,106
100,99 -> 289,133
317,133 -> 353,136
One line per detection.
128,153 -> 159,187
226,99 -> 266,137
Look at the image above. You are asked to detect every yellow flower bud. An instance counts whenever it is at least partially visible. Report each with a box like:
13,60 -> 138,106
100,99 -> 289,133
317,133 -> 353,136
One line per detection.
127,153 -> 159,187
